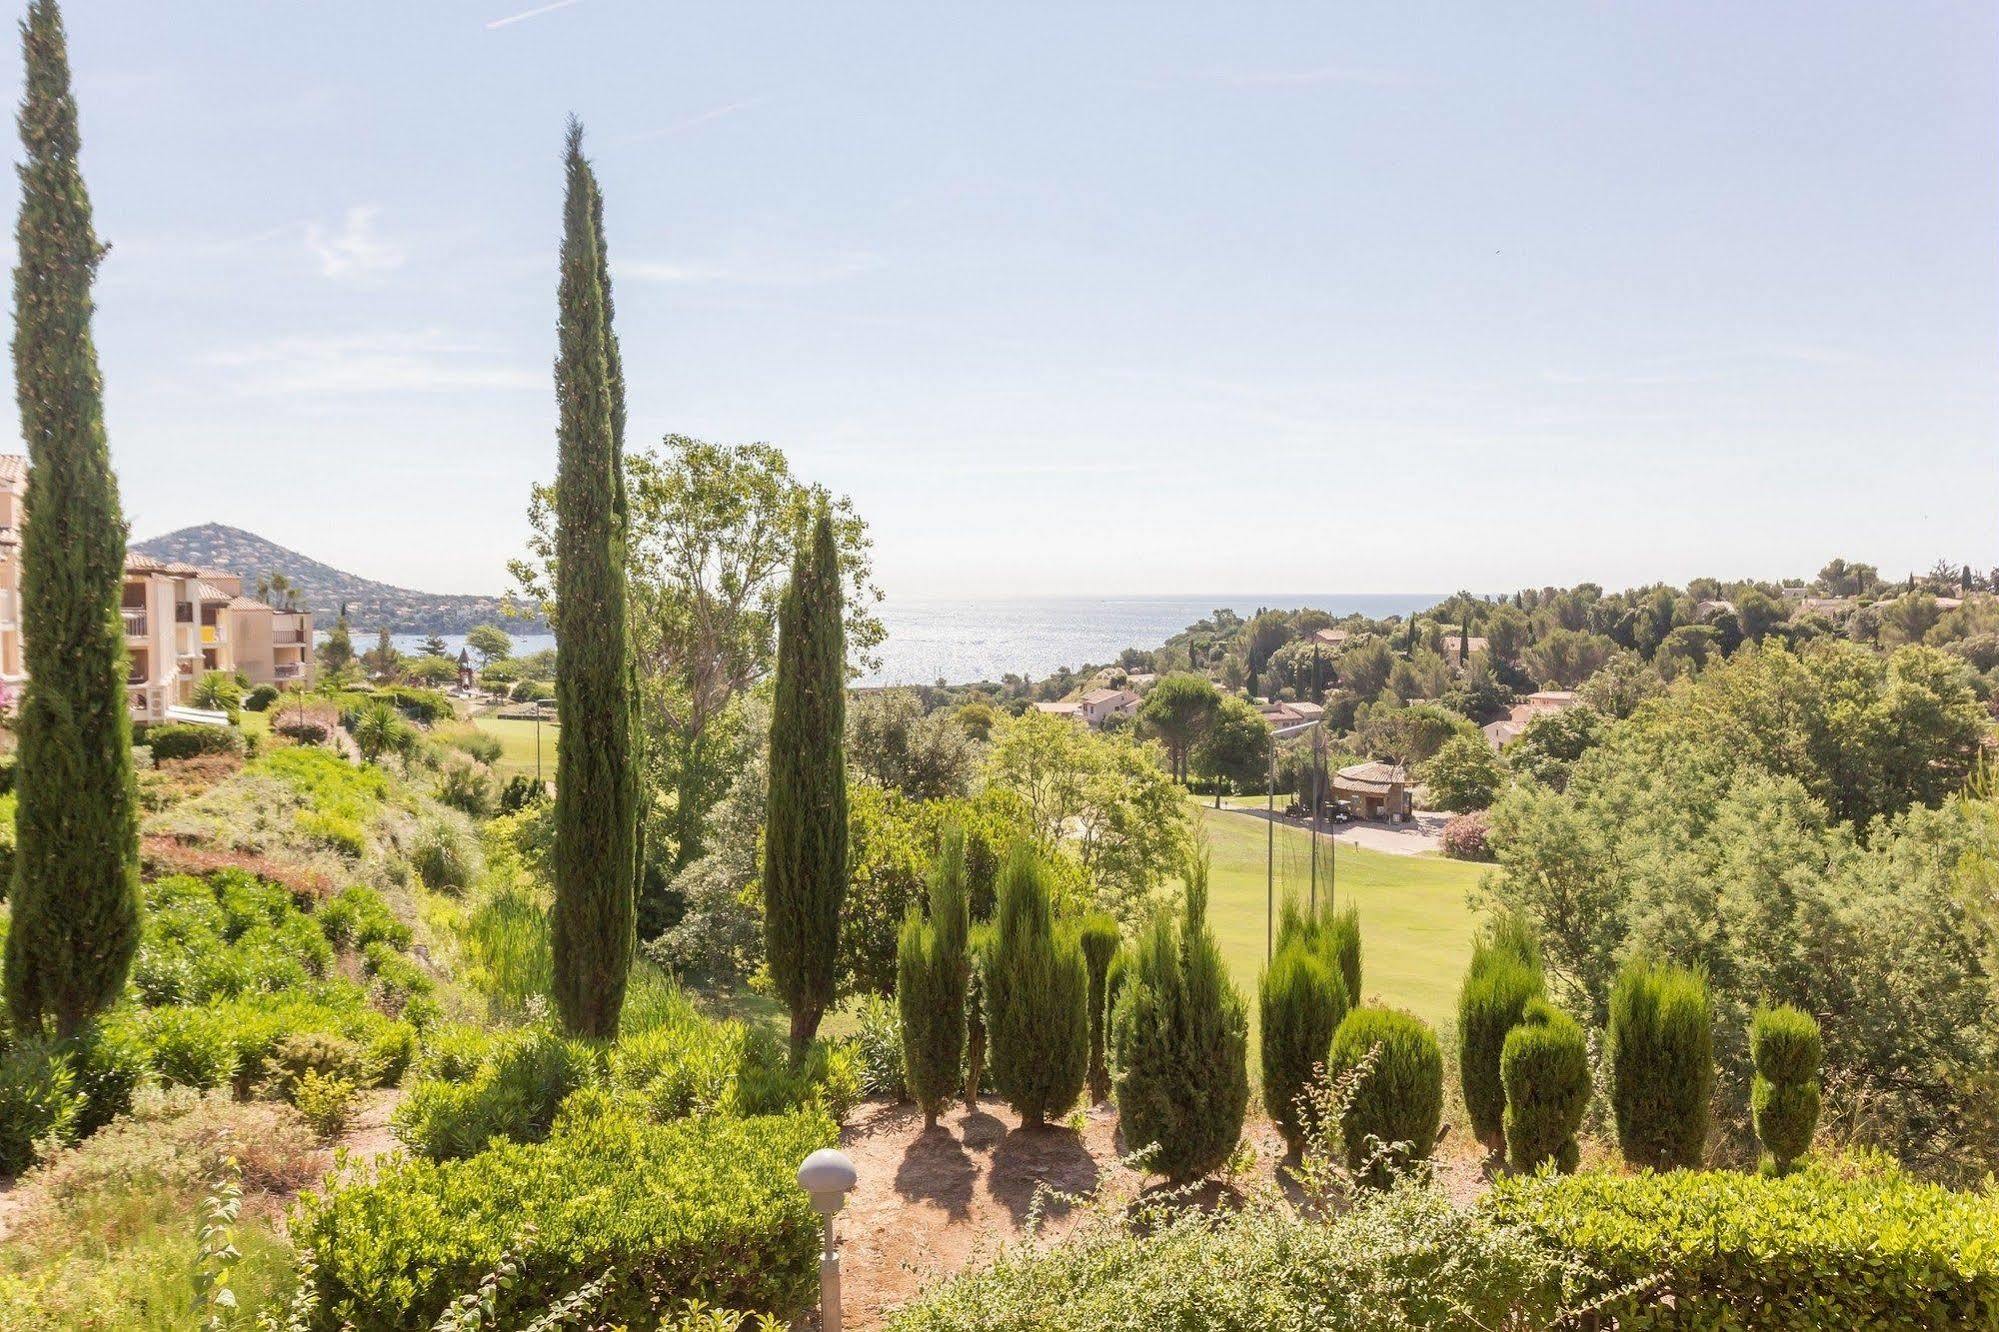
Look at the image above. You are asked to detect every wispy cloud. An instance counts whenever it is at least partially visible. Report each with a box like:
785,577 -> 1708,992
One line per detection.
1134,63 -> 1410,91
204,330 -> 541,396
612,98 -> 764,146
625,251 -> 881,286
304,206 -> 406,280
484,0 -> 581,30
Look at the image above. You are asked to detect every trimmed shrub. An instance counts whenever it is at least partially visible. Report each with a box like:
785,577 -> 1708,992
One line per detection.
1279,898 -> 1362,1006
963,922 -> 993,1110
898,828 -> 970,1125
1441,810 -> 1494,861
244,683 -> 280,712
1607,958 -> 1713,1170
1750,1004 -> 1821,1177
393,1025 -> 598,1161
1259,937 -> 1350,1152
1488,1164 -> 1999,1330
1326,1006 -> 1443,1185
1111,859 -> 1249,1182
1457,918 -> 1544,1154
1500,998 -> 1588,1173
294,1100 -> 836,1331
1077,913 -> 1119,1102
146,723 -> 242,762
375,685 -> 454,725
0,1037 -> 83,1173
985,844 -> 1087,1127
138,1005 -> 238,1090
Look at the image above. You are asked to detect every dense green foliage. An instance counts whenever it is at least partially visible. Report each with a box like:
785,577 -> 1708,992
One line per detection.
1750,1004 -> 1821,1176
549,123 -> 637,1040
1327,1006 -> 1444,1184
1456,917 -> 1544,1153
1607,959 -> 1713,1169
146,724 -> 243,762
5,0 -> 142,1040
1489,1163 -> 1999,1330
886,1185 -> 1585,1332
897,828 -> 970,1125
295,1099 -> 835,1331
986,844 -> 1087,1126
1110,858 -> 1249,1182
1500,998 -> 1589,1173
764,504 -> 848,1054
1076,913 -> 1119,1102
1258,935 -> 1349,1151
392,1025 -> 597,1161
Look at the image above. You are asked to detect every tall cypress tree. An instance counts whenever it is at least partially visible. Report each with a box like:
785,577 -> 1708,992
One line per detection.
4,0 -> 140,1039
765,501 -> 847,1058
549,119 -> 636,1040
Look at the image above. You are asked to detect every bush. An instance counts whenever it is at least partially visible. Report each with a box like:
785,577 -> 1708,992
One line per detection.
67,1015 -> 153,1133
295,1101 -> 836,1331
1607,958 -> 1713,1170
375,685 -> 454,725
897,829 -> 969,1123
244,683 -> 280,712
854,993 -> 907,1100
393,1025 -> 598,1161
985,844 -> 1088,1127
1457,919 -> 1544,1154
1111,860 -> 1249,1183
1260,936 -> 1350,1152
1501,999 -> 1589,1173
887,1184 -> 1584,1332
1488,1163 -> 1999,1330
412,816 -> 479,894
0,1037 -> 83,1173
293,1069 -> 357,1138
258,1030 -> 374,1103
497,773 -> 545,814
436,760 -> 496,817
1751,1005 -> 1821,1177
1441,810 -> 1494,861
138,1005 -> 238,1090
147,723 -> 242,762
275,719 -> 330,745
1077,913 -> 1119,1103
1275,898 -> 1362,1012
1326,1006 -> 1443,1185
317,884 -> 411,952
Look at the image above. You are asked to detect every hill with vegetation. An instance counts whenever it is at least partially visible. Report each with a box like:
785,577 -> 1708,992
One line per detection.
131,523 -> 543,634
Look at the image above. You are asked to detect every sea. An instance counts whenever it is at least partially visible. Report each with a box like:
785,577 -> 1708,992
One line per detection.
362,593 -> 1442,688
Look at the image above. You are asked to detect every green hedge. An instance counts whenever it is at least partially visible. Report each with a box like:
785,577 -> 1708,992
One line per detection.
147,722 -> 243,762
293,1100 -> 835,1331
1488,1165 -> 1999,1330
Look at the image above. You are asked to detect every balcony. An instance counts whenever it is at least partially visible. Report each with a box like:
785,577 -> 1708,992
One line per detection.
121,608 -> 147,637
274,662 -> 305,680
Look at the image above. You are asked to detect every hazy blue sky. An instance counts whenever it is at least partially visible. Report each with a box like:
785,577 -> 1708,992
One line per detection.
2,2 -> 1992,598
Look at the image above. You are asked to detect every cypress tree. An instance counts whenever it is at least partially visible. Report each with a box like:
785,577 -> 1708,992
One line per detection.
549,120 -> 636,1041
1607,957 -> 1713,1169
765,502 -> 848,1058
1456,914 -> 1544,1154
897,826 -> 970,1128
1077,913 -> 1119,1102
1112,856 -> 1249,1182
1327,1005 -> 1444,1186
4,0 -> 141,1039
985,842 -> 1086,1127
963,922 -> 994,1110
1750,1004 -> 1821,1177
1501,997 -> 1589,1173
1259,936 -> 1349,1152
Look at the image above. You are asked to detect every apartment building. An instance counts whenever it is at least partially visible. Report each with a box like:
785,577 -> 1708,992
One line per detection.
0,455 -> 313,722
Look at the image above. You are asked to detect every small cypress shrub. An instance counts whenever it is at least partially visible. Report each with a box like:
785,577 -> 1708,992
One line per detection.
1259,937 -> 1349,1152
1077,914 -> 1120,1102
1457,917 -> 1545,1153
1501,998 -> 1589,1173
1111,856 -> 1249,1182
1321,905 -> 1361,1005
897,828 -> 971,1128
1326,1005 -> 1443,1185
963,922 -> 993,1110
985,845 -> 1087,1126
1607,958 -> 1713,1169
1750,1004 -> 1821,1177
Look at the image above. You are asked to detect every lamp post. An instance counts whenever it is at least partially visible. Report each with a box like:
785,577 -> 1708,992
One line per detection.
797,1148 -> 858,1332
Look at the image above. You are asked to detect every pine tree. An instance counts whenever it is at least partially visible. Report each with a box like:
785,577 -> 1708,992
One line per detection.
986,842 -> 1087,1126
765,501 -> 848,1058
4,0 -> 141,1039
898,826 -> 970,1127
549,120 -> 636,1041
1112,858 -> 1250,1182
318,609 -> 354,676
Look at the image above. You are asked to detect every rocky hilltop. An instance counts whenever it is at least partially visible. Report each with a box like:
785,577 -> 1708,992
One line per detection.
131,523 -> 544,635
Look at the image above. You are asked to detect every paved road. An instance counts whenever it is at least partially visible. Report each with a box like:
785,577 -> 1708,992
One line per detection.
1216,804 -> 1449,856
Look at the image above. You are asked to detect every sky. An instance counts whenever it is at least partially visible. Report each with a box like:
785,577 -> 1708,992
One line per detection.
0,1 -> 1992,599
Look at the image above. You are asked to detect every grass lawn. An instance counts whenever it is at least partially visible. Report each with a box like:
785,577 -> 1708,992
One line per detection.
469,714 -> 557,781
1194,804 -> 1482,1032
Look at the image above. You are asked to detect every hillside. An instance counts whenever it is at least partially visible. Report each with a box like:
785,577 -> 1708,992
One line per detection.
132,523 -> 544,634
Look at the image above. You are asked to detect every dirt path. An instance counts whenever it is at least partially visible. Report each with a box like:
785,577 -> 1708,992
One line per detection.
335,1087 -> 406,1167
